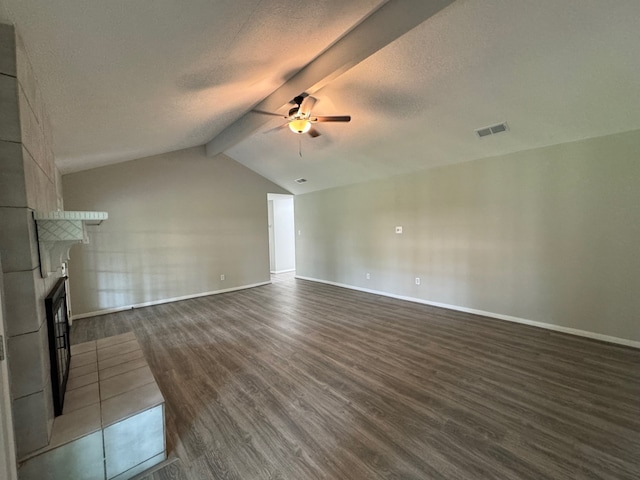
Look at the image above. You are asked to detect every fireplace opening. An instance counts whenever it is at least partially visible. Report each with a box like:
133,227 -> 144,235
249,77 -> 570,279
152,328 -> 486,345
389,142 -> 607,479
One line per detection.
45,277 -> 71,416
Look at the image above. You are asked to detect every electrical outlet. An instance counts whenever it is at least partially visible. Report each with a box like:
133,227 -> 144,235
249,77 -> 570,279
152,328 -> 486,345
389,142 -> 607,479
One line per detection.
395,226 -> 403,234
366,273 -> 371,280
220,274 -> 225,281
415,277 -> 421,285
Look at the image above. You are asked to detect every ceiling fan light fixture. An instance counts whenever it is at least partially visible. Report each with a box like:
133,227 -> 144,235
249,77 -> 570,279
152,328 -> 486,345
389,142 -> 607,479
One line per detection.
289,119 -> 311,134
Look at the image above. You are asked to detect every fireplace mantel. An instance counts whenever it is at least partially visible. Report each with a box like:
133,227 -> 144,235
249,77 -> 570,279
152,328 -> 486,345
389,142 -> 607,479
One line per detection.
34,210 -> 108,277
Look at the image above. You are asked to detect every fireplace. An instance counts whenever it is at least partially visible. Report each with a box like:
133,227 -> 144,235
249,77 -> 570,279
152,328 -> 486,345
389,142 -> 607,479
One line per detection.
45,278 -> 71,416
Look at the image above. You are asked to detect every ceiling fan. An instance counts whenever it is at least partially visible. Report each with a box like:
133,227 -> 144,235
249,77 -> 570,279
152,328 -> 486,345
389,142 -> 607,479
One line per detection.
254,94 -> 351,138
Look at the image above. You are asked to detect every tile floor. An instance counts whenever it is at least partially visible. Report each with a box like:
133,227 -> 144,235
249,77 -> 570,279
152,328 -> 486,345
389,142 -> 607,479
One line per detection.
18,332 -> 166,480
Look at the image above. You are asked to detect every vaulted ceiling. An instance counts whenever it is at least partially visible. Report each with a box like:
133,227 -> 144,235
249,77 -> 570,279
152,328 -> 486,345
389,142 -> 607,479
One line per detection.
2,0 -> 640,194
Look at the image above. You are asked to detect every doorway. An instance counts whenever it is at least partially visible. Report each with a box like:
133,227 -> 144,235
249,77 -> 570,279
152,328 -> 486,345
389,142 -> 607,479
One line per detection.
267,194 -> 296,275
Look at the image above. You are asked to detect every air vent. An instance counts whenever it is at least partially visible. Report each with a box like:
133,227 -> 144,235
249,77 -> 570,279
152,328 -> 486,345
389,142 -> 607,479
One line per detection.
475,122 -> 509,138
295,178 -> 307,184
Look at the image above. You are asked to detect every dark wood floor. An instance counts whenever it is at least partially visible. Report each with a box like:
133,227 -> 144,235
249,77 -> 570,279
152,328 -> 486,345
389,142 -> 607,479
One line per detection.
71,273 -> 640,480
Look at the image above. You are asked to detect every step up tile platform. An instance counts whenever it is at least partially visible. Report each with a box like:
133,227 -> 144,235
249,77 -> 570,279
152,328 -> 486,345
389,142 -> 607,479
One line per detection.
19,332 -> 166,480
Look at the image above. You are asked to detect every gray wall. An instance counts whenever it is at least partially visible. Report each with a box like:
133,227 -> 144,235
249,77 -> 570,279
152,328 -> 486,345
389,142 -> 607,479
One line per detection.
0,23 -> 62,458
63,146 -> 289,316
295,129 -> 640,344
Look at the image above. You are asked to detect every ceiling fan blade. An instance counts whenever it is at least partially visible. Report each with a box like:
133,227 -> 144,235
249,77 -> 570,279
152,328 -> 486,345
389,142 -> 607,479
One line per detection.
307,127 -> 321,138
298,95 -> 317,118
263,123 -> 288,134
252,109 -> 286,118
311,115 -> 351,123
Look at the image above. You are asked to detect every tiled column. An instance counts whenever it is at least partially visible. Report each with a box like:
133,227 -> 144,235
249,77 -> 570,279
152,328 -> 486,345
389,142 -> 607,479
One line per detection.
0,23 -> 63,458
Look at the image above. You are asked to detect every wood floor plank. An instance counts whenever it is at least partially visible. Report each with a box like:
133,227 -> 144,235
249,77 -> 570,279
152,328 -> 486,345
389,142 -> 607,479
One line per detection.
72,273 -> 640,479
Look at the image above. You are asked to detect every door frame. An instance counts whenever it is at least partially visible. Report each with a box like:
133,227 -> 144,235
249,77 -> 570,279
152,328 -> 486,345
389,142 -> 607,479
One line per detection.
267,193 -> 296,274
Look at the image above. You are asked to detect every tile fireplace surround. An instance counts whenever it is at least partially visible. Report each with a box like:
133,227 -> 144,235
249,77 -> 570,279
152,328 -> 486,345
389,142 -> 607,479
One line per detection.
18,332 -> 166,480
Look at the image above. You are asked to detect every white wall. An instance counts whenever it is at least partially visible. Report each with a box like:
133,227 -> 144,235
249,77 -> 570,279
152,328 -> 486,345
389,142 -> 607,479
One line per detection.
295,129 -> 640,345
268,194 -> 296,273
63,147 -> 289,316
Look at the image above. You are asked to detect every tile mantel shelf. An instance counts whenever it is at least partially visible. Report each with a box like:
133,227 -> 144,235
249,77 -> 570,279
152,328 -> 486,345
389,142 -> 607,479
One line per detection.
33,210 -> 108,278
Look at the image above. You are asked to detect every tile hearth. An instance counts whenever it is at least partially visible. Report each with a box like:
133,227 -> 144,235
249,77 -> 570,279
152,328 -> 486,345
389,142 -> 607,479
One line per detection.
18,332 -> 166,480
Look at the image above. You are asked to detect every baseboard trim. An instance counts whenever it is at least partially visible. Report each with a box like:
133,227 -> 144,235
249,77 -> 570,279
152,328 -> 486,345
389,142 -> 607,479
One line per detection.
295,275 -> 640,349
271,269 -> 296,274
71,281 -> 271,320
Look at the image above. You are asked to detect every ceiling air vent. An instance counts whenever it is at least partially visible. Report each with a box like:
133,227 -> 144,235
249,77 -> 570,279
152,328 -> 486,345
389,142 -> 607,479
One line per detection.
475,122 -> 509,138
295,178 -> 307,184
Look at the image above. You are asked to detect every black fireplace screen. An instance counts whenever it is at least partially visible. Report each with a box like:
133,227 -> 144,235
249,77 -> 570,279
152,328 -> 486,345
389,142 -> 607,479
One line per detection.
45,277 -> 71,416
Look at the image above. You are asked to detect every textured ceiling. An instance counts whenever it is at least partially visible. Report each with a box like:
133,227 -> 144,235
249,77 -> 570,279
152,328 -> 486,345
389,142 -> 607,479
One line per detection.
227,0 -> 640,193
3,0 -> 640,194
0,0 -> 385,172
